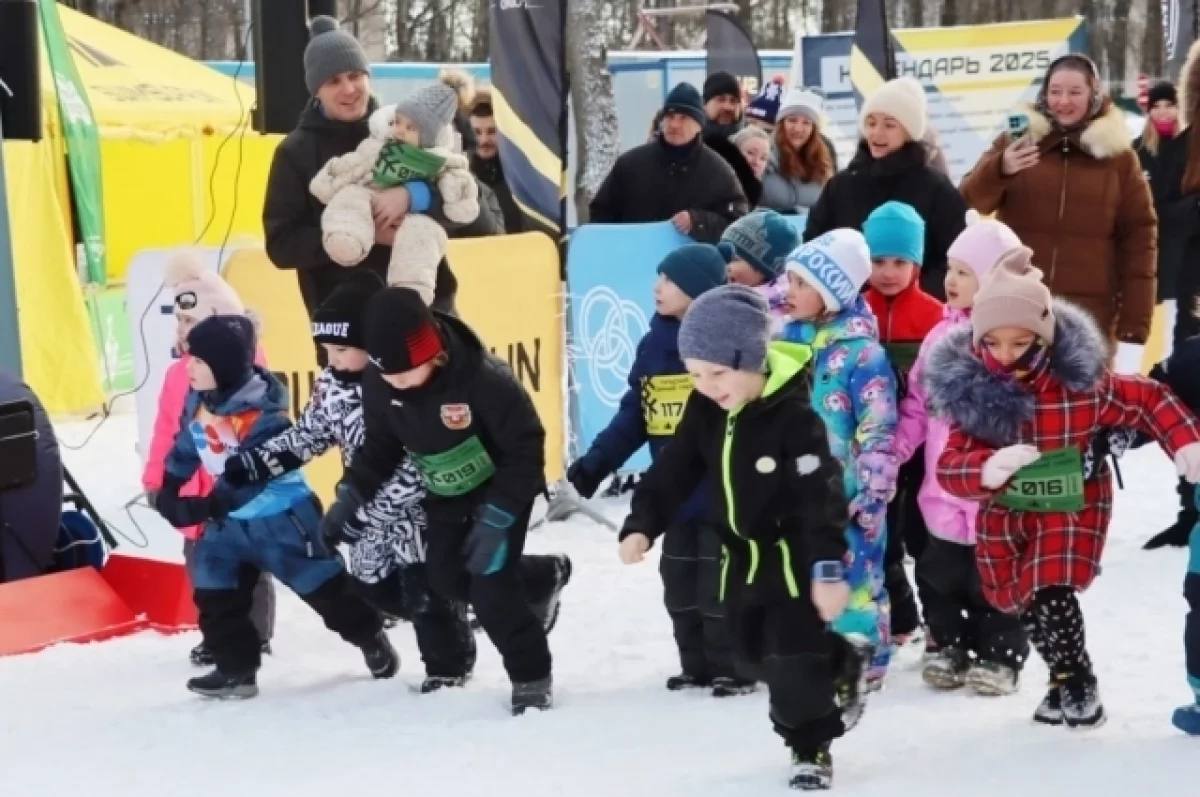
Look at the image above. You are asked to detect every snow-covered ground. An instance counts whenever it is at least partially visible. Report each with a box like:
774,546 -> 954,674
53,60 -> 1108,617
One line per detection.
2,406 -> 1195,796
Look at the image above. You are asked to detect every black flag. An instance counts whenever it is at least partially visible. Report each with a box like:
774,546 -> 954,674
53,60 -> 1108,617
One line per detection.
706,10 -> 762,92
488,0 -> 568,235
850,0 -> 897,109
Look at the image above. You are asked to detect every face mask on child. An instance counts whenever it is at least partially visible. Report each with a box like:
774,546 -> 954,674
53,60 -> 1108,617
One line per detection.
980,340 -> 1047,380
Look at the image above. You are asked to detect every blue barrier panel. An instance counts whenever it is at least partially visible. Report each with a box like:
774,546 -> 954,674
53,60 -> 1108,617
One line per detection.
566,222 -> 690,471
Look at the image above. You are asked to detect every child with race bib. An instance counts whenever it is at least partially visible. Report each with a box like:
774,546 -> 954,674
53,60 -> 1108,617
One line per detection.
323,287 -> 559,715
618,285 -> 855,790
928,254 -> 1200,729
777,229 -> 900,692
892,214 -> 1030,695
568,244 -> 754,697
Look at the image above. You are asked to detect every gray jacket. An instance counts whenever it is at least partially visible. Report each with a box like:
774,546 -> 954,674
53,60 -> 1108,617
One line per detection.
758,145 -> 825,214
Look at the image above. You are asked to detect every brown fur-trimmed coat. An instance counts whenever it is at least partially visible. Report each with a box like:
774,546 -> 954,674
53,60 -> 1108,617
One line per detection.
960,101 -> 1158,346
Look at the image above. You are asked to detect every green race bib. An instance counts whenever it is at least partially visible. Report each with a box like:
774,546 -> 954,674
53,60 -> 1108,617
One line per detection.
995,446 -> 1085,513
411,435 -> 496,497
373,141 -> 446,187
642,374 -> 692,436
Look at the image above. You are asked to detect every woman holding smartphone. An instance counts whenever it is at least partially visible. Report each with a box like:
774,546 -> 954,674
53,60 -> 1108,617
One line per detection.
960,54 -> 1157,358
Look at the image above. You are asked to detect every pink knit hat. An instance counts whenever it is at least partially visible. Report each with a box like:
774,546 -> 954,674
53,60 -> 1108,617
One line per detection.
946,210 -> 1023,280
164,251 -> 244,319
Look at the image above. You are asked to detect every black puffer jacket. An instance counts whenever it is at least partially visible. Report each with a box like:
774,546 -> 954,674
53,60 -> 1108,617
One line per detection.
347,313 -> 545,521
588,135 -> 749,243
471,153 -> 523,234
620,347 -> 847,598
1136,128 -> 1200,312
804,141 -> 966,300
705,133 -> 762,208
263,100 -> 502,317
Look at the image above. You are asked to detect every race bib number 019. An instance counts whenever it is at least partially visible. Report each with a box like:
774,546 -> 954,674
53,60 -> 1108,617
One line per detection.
411,435 -> 497,497
995,446 -> 1084,513
643,374 -> 693,436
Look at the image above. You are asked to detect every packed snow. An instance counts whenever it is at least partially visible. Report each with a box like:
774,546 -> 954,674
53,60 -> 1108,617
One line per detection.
1,405 -> 1195,796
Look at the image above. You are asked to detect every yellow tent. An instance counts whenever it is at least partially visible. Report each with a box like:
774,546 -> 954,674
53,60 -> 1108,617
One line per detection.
4,5 -> 281,412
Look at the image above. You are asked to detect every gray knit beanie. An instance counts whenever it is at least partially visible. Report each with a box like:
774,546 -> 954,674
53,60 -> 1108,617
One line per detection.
304,15 -> 370,95
394,83 -> 460,147
678,285 -> 770,372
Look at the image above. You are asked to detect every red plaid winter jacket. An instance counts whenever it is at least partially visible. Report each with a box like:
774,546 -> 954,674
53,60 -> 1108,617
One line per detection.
923,301 -> 1200,614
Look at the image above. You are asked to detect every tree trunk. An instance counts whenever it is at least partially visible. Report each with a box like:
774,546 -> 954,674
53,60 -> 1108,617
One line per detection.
566,0 -> 619,220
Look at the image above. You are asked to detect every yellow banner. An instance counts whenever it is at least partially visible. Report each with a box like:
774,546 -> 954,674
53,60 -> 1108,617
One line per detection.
224,234 -> 565,501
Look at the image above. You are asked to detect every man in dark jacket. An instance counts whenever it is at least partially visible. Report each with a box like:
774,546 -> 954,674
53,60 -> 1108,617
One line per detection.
468,92 -> 523,234
589,83 -> 748,243
262,16 -> 501,320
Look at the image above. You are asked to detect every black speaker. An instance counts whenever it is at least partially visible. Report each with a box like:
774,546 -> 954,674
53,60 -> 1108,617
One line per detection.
251,0 -> 312,134
0,0 -> 41,141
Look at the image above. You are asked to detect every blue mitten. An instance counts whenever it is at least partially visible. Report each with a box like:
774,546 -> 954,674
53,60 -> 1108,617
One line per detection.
464,504 -> 513,575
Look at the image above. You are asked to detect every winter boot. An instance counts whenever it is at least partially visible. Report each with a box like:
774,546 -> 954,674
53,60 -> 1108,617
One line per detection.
1032,683 -> 1064,726
189,641 -> 214,667
420,674 -> 470,694
710,676 -> 758,698
834,635 -> 872,732
186,668 -> 258,699
1172,702 -> 1200,735
1144,479 -> 1196,549
360,631 -> 400,679
511,676 -> 553,715
1060,674 -> 1106,729
789,743 -> 833,791
531,554 -> 573,634
965,659 -> 1019,696
921,646 -> 970,690
665,672 -> 710,691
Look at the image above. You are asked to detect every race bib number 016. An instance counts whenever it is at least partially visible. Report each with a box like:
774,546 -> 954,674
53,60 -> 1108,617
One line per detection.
995,446 -> 1084,513
412,435 -> 497,497
643,374 -> 693,436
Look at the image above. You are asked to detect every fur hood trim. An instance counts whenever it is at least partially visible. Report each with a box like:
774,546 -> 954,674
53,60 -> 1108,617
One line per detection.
1026,100 -> 1131,159
923,300 -> 1107,445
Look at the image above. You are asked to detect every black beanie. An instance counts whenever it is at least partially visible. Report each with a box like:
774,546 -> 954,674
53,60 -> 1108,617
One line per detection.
703,71 -> 741,102
364,287 -> 445,374
312,271 -> 384,349
187,315 -> 256,393
1148,80 -> 1178,107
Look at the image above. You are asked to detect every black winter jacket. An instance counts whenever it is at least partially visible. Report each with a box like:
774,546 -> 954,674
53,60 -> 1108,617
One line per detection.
804,141 -> 966,300
588,135 -> 749,243
704,133 -> 762,208
1136,128 -> 1200,308
471,153 -> 523,234
263,100 -> 502,317
620,347 -> 848,599
347,313 -> 545,522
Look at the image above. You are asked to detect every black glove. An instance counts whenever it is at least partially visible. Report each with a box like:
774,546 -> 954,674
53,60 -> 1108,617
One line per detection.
320,480 -> 366,549
154,475 -> 226,529
463,503 -> 514,576
223,448 -> 296,487
566,458 -> 604,499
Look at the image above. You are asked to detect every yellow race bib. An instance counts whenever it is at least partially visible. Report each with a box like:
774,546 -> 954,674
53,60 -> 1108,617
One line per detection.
642,374 -> 693,436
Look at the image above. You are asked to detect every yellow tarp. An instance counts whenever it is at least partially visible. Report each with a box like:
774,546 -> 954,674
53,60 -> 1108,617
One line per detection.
8,6 -> 279,412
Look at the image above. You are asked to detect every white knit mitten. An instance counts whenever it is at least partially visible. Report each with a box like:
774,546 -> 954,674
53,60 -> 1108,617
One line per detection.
981,444 -> 1041,489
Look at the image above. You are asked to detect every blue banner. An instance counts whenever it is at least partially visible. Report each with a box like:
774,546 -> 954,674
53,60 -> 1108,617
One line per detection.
566,216 -> 806,472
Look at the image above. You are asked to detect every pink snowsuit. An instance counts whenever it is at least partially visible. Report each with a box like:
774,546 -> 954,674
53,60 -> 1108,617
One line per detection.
893,306 -> 979,545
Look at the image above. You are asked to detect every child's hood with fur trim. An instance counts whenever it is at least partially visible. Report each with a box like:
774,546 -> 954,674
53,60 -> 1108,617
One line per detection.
923,300 -> 1108,447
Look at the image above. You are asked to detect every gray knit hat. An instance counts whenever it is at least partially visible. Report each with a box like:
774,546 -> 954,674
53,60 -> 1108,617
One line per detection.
678,285 -> 770,372
304,16 -> 369,95
394,83 -> 459,148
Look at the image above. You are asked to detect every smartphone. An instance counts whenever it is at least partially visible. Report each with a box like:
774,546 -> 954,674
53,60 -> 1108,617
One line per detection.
1007,112 -> 1030,141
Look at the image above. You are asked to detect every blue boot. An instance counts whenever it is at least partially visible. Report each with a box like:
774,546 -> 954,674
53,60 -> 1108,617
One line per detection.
1172,702 -> 1200,735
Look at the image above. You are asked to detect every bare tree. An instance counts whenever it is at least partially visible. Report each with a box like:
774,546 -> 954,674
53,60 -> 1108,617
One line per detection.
566,0 -> 620,219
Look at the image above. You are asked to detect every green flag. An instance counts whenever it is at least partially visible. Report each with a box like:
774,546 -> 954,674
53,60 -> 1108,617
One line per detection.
37,0 -> 107,285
